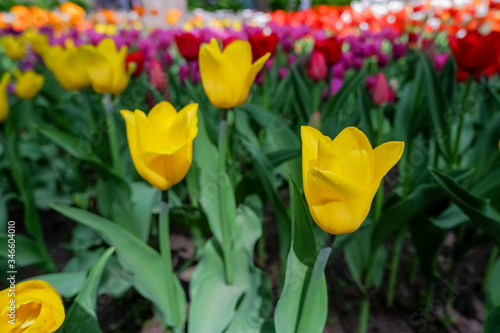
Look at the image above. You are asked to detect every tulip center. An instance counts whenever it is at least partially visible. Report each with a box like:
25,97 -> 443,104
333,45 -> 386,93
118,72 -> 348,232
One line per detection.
15,302 -> 42,330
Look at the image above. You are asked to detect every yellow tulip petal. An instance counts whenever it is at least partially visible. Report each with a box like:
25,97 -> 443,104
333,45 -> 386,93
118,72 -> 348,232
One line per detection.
147,101 -> 178,132
306,167 -> 361,206
246,52 -> 271,91
338,149 -> 372,188
301,125 -> 324,182
80,46 -> 113,94
331,127 -> 374,161
177,103 -> 199,140
0,73 -> 10,122
373,141 -> 404,181
309,199 -> 371,235
223,40 -> 252,72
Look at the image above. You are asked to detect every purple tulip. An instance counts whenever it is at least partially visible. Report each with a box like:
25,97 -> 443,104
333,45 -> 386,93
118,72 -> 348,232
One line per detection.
392,42 -> 406,60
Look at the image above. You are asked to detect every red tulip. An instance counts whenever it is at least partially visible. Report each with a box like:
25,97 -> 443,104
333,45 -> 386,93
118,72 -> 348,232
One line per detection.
222,36 -> 239,50
126,51 -> 145,77
175,32 -> 203,62
314,36 -> 342,66
371,73 -> 394,105
149,59 -> 167,91
448,30 -> 498,73
248,32 -> 278,61
307,52 -> 327,82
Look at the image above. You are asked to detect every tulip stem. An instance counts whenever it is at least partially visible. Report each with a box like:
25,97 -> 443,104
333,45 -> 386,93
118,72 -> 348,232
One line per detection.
159,193 -> 182,329
103,94 -> 121,174
386,228 -> 406,307
452,75 -> 473,168
219,109 -> 234,286
358,297 -> 370,333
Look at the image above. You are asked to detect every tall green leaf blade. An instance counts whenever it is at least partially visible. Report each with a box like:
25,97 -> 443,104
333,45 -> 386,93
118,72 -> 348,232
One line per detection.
275,179 -> 327,333
51,204 -> 185,327
60,247 -> 115,333
430,169 -> 500,247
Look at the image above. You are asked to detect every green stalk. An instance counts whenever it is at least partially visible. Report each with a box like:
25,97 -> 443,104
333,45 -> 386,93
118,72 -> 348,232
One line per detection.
358,297 -> 370,333
218,109 -> 234,285
159,193 -> 181,330
386,228 -> 406,307
81,90 -> 97,133
102,93 -> 121,174
483,246 -> 499,292
374,104 -> 385,223
452,75 -> 473,168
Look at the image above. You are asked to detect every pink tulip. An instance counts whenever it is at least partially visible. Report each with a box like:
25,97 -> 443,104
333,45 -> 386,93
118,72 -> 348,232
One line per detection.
307,52 -> 327,82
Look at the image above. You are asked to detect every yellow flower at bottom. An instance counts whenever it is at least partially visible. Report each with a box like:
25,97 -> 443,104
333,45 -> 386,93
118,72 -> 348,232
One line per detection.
199,38 -> 270,109
121,102 -> 198,190
14,70 -> 44,99
0,280 -> 65,332
0,73 -> 10,122
302,126 -> 404,235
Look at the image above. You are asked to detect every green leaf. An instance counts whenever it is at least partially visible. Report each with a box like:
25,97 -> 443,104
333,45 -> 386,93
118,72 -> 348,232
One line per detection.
0,234 -> 45,266
193,111 -> 235,245
130,182 -> 160,242
430,205 -> 468,229
274,179 -> 327,333
37,124 -> 130,197
322,68 -> 366,121
241,139 -> 291,262
24,272 -> 86,298
60,247 -> 115,333
430,169 -> 500,247
485,258 -> 500,313
51,204 -> 185,327
419,53 -> 451,162
291,68 -> 313,119
485,306 -> 500,333
372,184 -> 443,249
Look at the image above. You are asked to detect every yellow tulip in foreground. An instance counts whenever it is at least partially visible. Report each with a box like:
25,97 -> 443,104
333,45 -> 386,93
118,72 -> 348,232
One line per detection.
43,46 -> 90,91
0,280 -> 65,332
0,73 -> 10,122
121,102 -> 198,190
302,126 -> 404,235
81,38 -> 130,95
0,35 -> 26,60
14,70 -> 44,99
199,38 -> 270,109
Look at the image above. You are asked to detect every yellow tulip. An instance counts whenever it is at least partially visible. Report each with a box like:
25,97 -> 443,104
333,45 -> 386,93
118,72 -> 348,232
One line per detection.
14,70 -> 44,99
22,29 -> 49,55
121,102 -> 198,190
0,35 -> 26,60
199,38 -> 270,109
80,38 -> 130,95
302,126 -> 404,235
0,73 -> 10,122
0,280 -> 65,332
43,46 -> 90,91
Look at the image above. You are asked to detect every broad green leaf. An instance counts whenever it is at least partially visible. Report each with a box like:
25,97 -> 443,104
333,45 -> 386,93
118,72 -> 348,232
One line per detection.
130,182 -> 160,241
430,205 -> 468,229
188,240 -> 246,333
24,272 -> 86,298
193,111 -> 235,245
291,68 -> 313,119
0,234 -> 45,266
485,257 -> 500,313
274,179 -> 327,333
430,169 -> 500,247
485,306 -> 500,333
51,204 -> 185,327
60,247 -> 115,333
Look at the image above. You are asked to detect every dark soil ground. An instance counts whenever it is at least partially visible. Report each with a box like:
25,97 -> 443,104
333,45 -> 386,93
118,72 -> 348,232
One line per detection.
4,199 -> 488,333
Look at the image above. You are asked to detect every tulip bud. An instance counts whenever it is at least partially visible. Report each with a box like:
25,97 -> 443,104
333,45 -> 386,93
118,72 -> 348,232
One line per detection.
307,52 -> 327,82
372,73 -> 393,105
308,111 -> 321,129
